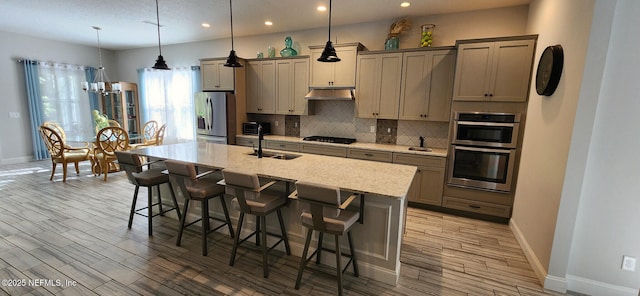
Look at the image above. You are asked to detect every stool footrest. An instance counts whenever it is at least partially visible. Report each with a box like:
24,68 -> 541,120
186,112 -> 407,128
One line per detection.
134,202 -> 178,218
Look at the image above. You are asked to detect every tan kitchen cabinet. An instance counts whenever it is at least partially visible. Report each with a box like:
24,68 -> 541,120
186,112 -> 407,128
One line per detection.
309,43 -> 363,88
200,58 -> 237,91
393,153 -> 446,206
399,49 -> 455,122
300,143 -> 347,157
275,57 -> 312,115
246,60 -> 276,114
347,148 -> 393,163
265,140 -> 300,152
356,52 -> 402,119
453,37 -> 535,102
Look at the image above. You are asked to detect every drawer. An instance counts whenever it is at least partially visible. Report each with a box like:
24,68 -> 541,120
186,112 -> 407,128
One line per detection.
265,141 -> 300,152
236,137 -> 258,147
393,153 -> 445,168
300,143 -> 347,157
442,196 -> 511,218
347,148 -> 392,163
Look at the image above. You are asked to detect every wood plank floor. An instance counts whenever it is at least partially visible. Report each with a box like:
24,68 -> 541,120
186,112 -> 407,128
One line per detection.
0,160 -> 566,296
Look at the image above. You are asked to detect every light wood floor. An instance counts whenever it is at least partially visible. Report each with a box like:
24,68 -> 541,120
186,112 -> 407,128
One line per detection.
0,160 -> 566,296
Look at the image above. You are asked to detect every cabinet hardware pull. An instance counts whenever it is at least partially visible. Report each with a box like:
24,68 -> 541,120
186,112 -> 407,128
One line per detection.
279,144 -> 285,147
469,205 -> 481,209
364,153 -> 373,157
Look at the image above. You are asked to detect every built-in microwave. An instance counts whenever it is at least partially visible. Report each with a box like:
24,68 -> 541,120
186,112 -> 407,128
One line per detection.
452,112 -> 521,148
242,122 -> 271,135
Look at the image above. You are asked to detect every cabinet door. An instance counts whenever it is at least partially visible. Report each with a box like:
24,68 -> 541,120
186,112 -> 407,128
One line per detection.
415,166 -> 445,206
290,58 -> 310,115
202,60 -> 235,91
246,62 -> 260,113
217,62 -> 236,91
355,55 -> 379,118
399,51 -> 432,120
332,46 -> 358,88
489,39 -> 535,102
275,60 -> 292,114
423,50 -> 455,122
452,42 -> 494,101
260,61 -> 277,114
310,49 -> 334,87
377,53 -> 402,119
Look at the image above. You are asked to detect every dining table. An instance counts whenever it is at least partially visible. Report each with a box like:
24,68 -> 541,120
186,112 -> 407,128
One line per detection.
129,141 -> 417,286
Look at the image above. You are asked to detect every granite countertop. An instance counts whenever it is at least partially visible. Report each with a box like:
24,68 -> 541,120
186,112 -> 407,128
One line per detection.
237,134 -> 448,157
133,142 -> 417,199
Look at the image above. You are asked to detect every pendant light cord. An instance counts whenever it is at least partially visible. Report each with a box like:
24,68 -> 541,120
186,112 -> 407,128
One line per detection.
328,0 -> 332,42
155,0 -> 162,56
94,27 -> 104,68
229,0 -> 235,50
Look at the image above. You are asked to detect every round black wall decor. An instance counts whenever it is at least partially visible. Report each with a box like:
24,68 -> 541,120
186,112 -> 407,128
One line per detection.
535,45 -> 564,96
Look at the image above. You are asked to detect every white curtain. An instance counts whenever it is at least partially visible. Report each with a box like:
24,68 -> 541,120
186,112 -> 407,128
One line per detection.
38,62 -> 94,141
139,67 -> 196,144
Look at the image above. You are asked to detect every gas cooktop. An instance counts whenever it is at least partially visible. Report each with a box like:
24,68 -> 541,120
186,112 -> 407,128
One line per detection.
302,136 -> 356,145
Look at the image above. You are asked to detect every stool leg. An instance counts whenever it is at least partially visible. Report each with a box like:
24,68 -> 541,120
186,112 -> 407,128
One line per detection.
168,182 -> 181,220
230,212 -> 245,266
335,234 -> 343,296
276,208 -> 291,255
147,185 -> 153,236
255,216 -> 261,246
176,199 -> 190,246
295,228 -> 313,290
157,185 -> 164,215
348,231 -> 359,277
202,199 -> 210,256
219,195 -> 234,238
316,232 -> 324,264
128,185 -> 140,229
260,215 -> 269,278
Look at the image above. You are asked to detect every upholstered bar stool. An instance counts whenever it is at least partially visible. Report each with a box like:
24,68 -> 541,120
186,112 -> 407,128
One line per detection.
293,180 -> 360,296
221,168 -> 291,278
115,151 -> 181,236
165,160 -> 234,256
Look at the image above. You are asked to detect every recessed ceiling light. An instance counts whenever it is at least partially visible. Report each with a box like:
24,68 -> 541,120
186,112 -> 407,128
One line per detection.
265,21 -> 273,26
317,5 -> 327,11
401,2 -> 410,8
201,23 -> 211,28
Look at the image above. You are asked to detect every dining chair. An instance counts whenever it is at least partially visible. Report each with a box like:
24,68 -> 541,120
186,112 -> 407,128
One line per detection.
95,126 -> 129,181
115,151 -> 181,236
156,124 -> 166,145
165,160 -> 234,256
221,168 -> 291,278
293,180 -> 360,296
130,120 -> 159,149
39,125 -> 92,182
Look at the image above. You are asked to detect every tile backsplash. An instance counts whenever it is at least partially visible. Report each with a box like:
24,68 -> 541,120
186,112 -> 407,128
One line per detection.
247,100 -> 449,149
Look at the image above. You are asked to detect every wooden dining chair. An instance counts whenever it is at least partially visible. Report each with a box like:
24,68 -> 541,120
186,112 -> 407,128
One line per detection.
156,124 -> 166,145
39,125 -> 92,182
95,126 -> 129,181
130,120 -> 159,149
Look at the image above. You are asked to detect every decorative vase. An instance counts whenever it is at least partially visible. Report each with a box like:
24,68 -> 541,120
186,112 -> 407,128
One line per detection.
420,24 -> 435,47
385,34 -> 399,50
267,46 -> 276,58
280,36 -> 298,57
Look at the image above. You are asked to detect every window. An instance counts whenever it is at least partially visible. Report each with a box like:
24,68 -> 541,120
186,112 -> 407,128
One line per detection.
138,67 -> 198,143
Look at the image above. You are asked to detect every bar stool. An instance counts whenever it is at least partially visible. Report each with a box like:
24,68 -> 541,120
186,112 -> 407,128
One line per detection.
115,151 -> 181,236
221,168 -> 291,278
292,180 -> 360,296
164,160 -> 234,256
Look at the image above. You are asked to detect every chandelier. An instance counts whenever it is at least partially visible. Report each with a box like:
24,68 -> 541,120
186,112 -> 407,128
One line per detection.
83,26 -> 121,94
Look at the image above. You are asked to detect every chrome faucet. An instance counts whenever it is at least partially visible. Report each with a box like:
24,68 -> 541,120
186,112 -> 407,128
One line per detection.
257,124 -> 264,158
419,136 -> 425,148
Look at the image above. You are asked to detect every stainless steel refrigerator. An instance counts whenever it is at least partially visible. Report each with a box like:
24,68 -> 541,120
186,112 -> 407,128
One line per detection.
195,92 -> 236,144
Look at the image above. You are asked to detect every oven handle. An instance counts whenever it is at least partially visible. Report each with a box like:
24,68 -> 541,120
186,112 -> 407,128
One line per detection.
456,121 -> 517,127
453,145 -> 513,153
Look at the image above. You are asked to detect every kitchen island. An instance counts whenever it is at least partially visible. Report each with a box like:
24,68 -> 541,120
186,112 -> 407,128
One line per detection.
131,141 -> 417,285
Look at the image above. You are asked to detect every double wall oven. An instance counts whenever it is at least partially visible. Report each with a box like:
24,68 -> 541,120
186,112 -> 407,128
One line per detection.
448,112 -> 521,192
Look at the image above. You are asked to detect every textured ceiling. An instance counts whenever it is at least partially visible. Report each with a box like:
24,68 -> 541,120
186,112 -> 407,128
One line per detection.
0,0 -> 530,50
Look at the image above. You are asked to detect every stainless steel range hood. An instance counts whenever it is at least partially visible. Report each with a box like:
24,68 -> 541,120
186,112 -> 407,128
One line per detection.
305,88 -> 355,100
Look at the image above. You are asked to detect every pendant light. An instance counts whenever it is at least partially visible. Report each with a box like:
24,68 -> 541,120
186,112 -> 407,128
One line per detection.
224,0 -> 243,67
318,0 -> 340,62
152,0 -> 170,70
83,26 -> 121,94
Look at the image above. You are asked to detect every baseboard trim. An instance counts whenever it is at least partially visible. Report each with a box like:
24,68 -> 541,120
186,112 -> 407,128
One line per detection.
566,275 -> 639,296
0,156 -> 32,165
544,275 -> 568,293
509,220 -> 548,286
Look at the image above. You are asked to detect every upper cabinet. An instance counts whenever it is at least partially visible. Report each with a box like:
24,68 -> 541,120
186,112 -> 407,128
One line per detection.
201,58 -> 238,91
399,49 -> 455,122
246,60 -> 276,114
452,37 -> 536,102
356,52 -> 403,119
309,43 -> 364,88
275,57 -> 312,115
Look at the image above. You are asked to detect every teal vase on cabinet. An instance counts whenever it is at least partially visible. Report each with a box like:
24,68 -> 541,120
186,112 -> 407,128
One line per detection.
280,36 -> 298,57
385,34 -> 399,50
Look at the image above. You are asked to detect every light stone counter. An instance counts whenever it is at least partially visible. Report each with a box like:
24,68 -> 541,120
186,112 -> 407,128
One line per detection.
237,134 -> 448,157
131,141 -> 417,285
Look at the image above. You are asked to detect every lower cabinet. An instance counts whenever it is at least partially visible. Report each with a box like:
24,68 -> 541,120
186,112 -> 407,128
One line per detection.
393,153 -> 445,206
442,196 -> 512,218
236,137 -> 259,147
347,148 -> 393,163
300,143 -> 347,157
265,140 -> 300,152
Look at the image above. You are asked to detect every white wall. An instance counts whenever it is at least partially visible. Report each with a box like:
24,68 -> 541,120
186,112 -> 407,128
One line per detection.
0,30 -> 116,164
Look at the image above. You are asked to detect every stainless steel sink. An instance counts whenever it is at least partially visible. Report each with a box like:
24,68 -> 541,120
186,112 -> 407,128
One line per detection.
247,151 -> 301,160
408,147 -> 432,152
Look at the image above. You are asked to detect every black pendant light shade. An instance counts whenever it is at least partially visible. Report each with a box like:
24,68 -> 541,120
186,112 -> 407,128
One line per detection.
224,0 -> 243,67
152,0 -> 170,70
318,0 -> 340,63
